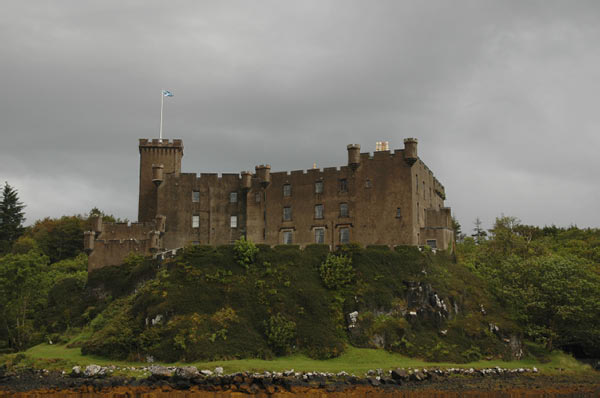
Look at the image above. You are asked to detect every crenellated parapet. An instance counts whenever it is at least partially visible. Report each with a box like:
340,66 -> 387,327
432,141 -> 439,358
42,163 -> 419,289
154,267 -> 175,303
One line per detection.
85,215 -> 166,272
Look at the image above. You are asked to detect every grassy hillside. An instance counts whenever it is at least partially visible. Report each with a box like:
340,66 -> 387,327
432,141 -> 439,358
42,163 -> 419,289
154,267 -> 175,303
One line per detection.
79,243 -> 519,364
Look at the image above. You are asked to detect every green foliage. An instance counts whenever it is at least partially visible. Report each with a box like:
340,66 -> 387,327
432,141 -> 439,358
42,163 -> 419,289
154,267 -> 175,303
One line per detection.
0,182 -> 25,254
0,251 -> 51,350
24,216 -> 85,263
264,313 -> 297,355
233,236 -> 259,269
458,215 -> 600,358
319,253 -> 354,289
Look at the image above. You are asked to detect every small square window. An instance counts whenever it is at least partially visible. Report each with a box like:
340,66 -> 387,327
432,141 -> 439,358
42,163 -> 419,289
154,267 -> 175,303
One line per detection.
230,215 -> 238,228
340,203 -> 348,218
255,192 -> 261,203
315,181 -> 324,194
283,206 -> 292,221
315,228 -> 325,244
315,204 -> 324,219
192,215 -> 200,228
340,227 -> 350,244
365,179 -> 371,188
283,230 -> 293,244
192,191 -> 200,202
283,184 -> 292,197
396,208 -> 402,218
339,179 -> 347,192
426,239 -> 437,249
230,192 -> 238,203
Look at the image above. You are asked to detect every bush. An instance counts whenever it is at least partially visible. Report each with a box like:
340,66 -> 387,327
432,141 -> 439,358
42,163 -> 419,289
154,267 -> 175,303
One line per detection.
319,253 -> 354,289
264,314 -> 296,355
234,237 -> 258,269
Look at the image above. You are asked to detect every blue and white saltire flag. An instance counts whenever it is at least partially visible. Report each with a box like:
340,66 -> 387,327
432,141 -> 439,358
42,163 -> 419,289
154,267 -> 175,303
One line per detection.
162,90 -> 174,97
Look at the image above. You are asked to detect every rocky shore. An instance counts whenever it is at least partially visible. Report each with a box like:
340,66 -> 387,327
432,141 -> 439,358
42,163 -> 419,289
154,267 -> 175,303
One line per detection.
1,364 -> 600,396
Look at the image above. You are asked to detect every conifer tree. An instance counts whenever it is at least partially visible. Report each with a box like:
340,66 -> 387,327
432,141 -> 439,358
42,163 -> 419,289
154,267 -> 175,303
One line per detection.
0,182 -> 25,254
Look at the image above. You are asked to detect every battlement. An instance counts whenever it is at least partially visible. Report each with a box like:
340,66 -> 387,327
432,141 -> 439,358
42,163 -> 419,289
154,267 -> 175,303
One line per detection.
139,138 -> 183,148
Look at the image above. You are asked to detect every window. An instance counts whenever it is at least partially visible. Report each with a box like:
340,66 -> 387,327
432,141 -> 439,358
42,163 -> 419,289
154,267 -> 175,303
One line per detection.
340,203 -> 349,217
416,174 -> 418,192
283,206 -> 292,221
192,241 -> 200,245
340,227 -> 350,244
283,184 -> 292,197
426,239 -> 437,249
192,215 -> 200,228
192,191 -> 200,203
339,178 -> 347,192
315,181 -> 323,194
315,228 -> 325,244
283,230 -> 293,244
396,208 -> 401,218
315,204 -> 323,219
230,215 -> 237,228
255,192 -> 261,203
365,179 -> 371,188
230,192 -> 238,203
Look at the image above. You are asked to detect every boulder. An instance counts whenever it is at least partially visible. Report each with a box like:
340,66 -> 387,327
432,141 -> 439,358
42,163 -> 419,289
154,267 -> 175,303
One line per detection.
84,364 -> 106,377
174,366 -> 199,379
70,366 -> 82,378
148,365 -> 173,379
391,368 -> 408,381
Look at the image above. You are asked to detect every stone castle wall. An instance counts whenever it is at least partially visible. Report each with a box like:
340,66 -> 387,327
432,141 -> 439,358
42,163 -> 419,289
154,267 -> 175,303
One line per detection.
85,138 -> 454,271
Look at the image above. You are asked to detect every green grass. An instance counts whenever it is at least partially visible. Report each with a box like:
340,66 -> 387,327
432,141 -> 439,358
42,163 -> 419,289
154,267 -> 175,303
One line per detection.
7,343 -> 592,377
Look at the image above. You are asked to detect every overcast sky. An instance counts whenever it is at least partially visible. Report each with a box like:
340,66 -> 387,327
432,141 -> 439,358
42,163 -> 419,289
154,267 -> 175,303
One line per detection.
1,1 -> 599,232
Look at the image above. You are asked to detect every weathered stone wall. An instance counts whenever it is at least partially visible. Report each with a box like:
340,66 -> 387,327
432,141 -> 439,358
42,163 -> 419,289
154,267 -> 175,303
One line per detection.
87,239 -> 153,272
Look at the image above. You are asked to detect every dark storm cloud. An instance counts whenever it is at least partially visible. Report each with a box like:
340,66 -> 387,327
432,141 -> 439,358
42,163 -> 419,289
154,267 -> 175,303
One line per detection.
1,1 -> 599,230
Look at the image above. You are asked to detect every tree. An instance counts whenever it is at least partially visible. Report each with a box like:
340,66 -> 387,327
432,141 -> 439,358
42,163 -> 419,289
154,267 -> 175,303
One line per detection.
485,254 -> 600,353
0,251 -> 51,350
0,182 -> 26,254
25,216 -> 85,262
471,217 -> 487,244
452,216 -> 465,242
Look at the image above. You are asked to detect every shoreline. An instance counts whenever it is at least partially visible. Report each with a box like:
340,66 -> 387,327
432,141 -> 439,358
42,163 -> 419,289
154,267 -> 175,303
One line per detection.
1,365 -> 599,395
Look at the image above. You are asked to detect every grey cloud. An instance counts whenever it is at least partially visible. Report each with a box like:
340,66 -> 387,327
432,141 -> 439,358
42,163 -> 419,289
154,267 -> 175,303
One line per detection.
1,0 -> 599,229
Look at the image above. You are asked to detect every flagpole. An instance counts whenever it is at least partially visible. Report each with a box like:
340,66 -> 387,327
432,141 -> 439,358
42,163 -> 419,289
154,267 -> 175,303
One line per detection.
159,90 -> 164,141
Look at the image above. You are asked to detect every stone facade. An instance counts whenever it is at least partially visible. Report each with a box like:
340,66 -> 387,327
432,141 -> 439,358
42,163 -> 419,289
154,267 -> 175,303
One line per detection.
85,138 -> 454,272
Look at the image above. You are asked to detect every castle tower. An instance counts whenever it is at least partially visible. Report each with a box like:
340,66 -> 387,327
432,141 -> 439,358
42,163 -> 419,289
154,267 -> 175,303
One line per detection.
138,139 -> 183,222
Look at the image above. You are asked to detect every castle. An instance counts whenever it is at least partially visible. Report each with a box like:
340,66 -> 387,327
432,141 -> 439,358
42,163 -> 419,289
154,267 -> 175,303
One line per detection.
84,138 -> 454,272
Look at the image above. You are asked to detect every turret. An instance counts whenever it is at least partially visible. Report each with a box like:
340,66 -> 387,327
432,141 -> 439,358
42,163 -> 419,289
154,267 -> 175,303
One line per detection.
347,144 -> 361,171
403,138 -> 418,166
149,230 -> 161,252
241,171 -> 252,191
138,138 -> 183,222
83,231 -> 95,254
255,165 -> 271,188
152,164 -> 164,186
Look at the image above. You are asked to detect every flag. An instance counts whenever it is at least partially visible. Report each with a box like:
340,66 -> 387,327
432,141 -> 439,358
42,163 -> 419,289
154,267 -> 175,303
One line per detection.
162,90 -> 174,97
